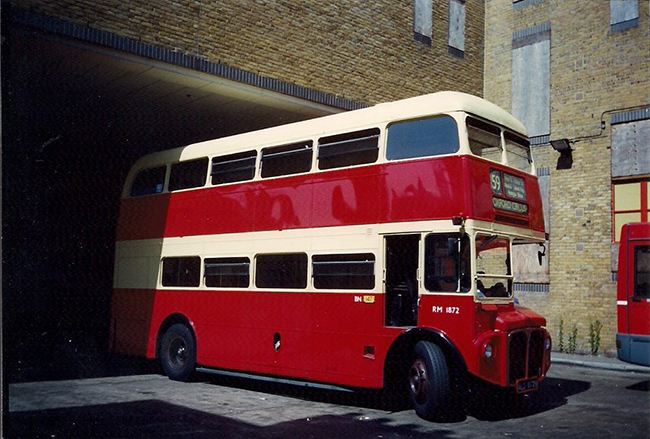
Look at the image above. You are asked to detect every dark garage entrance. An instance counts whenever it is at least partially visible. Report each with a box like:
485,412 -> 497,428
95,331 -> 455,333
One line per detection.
3,22 -> 340,382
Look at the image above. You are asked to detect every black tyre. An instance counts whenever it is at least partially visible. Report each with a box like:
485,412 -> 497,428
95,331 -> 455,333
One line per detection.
160,323 -> 196,381
407,341 -> 452,421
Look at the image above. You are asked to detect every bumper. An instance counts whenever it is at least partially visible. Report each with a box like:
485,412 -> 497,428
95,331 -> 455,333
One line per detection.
617,333 -> 650,367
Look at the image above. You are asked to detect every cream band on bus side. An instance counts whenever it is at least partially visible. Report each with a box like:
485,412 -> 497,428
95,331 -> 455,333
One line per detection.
114,218 -> 543,296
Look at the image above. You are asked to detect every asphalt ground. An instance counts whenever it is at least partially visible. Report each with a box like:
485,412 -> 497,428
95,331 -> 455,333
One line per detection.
6,356 -> 650,439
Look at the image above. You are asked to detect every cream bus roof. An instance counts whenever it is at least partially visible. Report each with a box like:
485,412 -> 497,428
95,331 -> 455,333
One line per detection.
132,91 -> 526,169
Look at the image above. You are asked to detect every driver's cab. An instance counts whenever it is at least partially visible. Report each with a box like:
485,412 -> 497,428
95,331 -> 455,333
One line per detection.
384,228 -> 518,327
422,230 -> 515,302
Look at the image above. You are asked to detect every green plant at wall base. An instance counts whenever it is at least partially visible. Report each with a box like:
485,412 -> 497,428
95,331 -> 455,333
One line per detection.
589,320 -> 602,355
558,318 -> 565,353
567,324 -> 578,354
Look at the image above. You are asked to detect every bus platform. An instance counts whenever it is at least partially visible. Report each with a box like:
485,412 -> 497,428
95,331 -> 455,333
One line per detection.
551,351 -> 650,374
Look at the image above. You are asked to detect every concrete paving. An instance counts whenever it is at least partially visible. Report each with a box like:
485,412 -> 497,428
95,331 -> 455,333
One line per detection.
552,352 -> 650,373
6,361 -> 650,439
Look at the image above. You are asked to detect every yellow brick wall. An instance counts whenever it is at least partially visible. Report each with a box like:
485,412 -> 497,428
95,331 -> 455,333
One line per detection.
13,0 -> 484,105
486,0 -> 650,355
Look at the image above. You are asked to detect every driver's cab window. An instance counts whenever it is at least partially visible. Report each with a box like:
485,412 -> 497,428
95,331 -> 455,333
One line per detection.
475,235 -> 512,298
424,234 -> 470,292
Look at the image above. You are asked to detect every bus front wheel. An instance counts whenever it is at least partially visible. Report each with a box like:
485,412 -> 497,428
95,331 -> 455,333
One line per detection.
160,323 -> 196,382
408,341 -> 452,421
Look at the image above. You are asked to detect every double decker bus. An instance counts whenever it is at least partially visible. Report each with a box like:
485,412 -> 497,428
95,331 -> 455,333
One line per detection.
110,91 -> 551,420
616,222 -> 650,366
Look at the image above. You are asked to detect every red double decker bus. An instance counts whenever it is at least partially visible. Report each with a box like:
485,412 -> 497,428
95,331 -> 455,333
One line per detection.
110,91 -> 551,420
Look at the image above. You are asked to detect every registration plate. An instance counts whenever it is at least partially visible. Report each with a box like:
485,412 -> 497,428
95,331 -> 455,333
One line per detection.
516,379 -> 539,393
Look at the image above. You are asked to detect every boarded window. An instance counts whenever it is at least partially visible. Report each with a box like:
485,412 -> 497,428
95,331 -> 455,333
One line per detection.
610,0 -> 639,33
162,257 -> 200,287
256,253 -> 308,289
312,254 -> 375,290
414,0 -> 432,45
205,257 -> 250,288
130,166 -> 166,197
261,141 -> 313,178
211,151 -> 257,185
169,158 -> 208,191
512,24 -> 550,137
318,128 -> 380,170
448,0 -> 465,57
387,116 -> 459,160
611,118 -> 650,178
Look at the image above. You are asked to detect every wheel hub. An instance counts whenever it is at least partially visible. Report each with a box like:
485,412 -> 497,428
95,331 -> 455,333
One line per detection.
409,359 -> 429,404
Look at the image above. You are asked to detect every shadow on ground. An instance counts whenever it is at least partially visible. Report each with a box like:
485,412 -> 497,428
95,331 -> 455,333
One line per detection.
464,377 -> 591,422
6,400 -> 453,439
196,371 -> 591,424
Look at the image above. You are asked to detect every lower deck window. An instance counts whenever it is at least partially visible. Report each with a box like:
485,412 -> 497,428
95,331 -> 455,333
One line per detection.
162,257 -> 200,287
255,253 -> 308,289
424,234 -> 470,292
312,254 -> 375,290
205,257 -> 250,288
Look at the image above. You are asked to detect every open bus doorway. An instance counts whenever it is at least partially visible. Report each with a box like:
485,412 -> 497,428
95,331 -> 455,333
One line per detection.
385,235 -> 420,327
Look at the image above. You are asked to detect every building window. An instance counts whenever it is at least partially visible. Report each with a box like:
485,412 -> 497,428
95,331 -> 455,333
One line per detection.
414,0 -> 432,45
511,23 -> 551,138
610,0 -> 639,33
613,180 -> 649,242
448,0 -> 465,58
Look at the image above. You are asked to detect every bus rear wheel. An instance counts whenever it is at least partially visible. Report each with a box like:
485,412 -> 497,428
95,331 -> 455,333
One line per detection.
160,323 -> 196,382
408,341 -> 452,421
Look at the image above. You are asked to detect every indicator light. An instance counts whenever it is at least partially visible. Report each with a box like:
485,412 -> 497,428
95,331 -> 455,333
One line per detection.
484,343 -> 493,358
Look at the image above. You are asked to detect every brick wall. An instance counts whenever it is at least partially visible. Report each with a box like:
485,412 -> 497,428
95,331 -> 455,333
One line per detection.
12,0 -> 484,105
486,0 -> 650,355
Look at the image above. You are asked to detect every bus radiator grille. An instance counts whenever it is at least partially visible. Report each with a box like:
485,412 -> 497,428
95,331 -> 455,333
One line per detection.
508,328 -> 545,385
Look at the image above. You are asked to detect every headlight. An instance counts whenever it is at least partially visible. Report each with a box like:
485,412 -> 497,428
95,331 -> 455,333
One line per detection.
545,337 -> 552,351
484,342 -> 493,358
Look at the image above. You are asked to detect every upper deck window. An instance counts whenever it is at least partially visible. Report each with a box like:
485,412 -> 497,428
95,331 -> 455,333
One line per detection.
169,158 -> 208,192
386,116 -> 459,161
261,141 -> 313,178
317,128 -> 380,170
211,151 -> 257,185
504,132 -> 532,173
468,117 -> 502,163
130,165 -> 166,197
